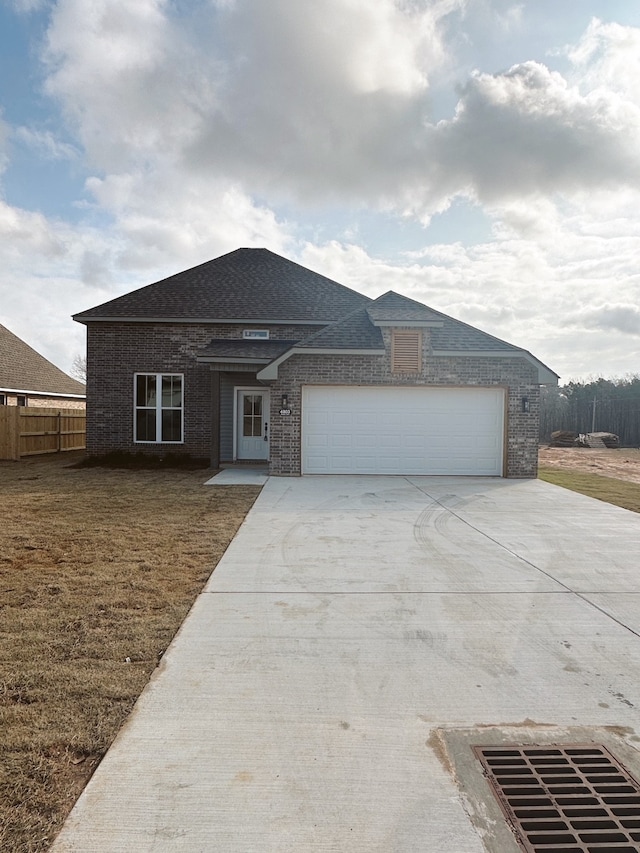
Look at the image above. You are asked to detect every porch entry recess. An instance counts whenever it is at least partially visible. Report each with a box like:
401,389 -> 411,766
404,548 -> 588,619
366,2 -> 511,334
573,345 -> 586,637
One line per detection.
235,389 -> 269,460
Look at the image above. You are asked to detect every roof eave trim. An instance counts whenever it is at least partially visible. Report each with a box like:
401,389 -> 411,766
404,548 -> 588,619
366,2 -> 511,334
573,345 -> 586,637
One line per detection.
0,387 -> 86,398
73,315 -> 333,326
431,349 -> 559,384
257,347 -> 385,380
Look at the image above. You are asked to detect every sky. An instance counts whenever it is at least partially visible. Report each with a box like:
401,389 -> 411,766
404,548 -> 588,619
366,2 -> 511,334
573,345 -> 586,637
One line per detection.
1,0 -> 640,383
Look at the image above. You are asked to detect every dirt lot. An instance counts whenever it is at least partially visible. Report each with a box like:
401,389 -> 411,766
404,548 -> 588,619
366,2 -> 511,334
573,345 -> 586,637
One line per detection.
0,453 -> 260,853
538,446 -> 640,485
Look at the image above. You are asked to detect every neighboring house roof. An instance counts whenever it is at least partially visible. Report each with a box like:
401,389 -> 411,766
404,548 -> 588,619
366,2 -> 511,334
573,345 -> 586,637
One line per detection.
0,323 -> 86,397
73,248 -> 370,324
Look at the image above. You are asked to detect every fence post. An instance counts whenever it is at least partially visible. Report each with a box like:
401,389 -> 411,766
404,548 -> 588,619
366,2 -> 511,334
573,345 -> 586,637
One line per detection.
57,411 -> 62,453
3,406 -> 21,460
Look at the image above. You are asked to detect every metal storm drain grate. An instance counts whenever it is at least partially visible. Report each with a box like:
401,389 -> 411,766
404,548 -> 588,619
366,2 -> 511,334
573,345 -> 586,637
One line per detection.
474,744 -> 640,852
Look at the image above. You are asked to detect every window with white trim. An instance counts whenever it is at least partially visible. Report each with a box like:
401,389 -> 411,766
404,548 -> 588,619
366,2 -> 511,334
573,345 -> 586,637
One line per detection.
134,374 -> 183,443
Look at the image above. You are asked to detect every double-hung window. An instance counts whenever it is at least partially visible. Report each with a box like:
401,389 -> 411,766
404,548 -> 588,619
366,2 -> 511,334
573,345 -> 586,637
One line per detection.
134,374 -> 183,443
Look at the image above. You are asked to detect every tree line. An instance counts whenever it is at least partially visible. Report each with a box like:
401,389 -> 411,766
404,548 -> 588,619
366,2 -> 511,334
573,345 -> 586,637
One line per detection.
540,376 -> 640,447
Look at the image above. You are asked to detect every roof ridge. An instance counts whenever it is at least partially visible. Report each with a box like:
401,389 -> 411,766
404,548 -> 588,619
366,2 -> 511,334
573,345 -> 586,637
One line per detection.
74,248 -> 371,324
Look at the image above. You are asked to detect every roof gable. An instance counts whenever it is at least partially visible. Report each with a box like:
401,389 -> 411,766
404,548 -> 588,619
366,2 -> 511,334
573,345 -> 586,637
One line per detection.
366,291 -> 444,326
0,324 -> 85,397
74,248 -> 370,324
296,305 -> 384,350
257,289 -> 558,384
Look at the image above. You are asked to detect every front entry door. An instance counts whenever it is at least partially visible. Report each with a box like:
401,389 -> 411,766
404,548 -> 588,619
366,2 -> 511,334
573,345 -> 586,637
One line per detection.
236,390 -> 269,460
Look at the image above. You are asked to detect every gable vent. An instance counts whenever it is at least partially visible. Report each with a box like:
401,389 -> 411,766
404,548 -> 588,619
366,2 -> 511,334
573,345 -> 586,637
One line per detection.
474,744 -> 640,852
391,330 -> 422,373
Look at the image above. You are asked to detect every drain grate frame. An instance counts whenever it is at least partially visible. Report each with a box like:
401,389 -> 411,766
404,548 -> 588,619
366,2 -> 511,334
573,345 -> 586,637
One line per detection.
474,744 -> 640,852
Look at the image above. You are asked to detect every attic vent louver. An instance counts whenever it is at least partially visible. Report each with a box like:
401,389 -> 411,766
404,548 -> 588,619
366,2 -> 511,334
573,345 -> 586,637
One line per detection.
391,330 -> 421,373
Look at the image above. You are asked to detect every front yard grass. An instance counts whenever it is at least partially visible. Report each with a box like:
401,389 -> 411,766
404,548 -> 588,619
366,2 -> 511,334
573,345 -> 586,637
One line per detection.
538,466 -> 640,513
6,453 -> 638,852
0,454 -> 260,853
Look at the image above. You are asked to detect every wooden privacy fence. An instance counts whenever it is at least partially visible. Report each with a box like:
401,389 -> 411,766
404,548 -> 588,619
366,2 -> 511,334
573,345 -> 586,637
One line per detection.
0,407 -> 86,460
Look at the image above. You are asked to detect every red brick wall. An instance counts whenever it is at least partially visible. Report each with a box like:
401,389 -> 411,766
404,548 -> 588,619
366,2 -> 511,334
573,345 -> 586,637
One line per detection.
266,337 -> 540,478
85,322 -> 318,460
86,321 -> 541,476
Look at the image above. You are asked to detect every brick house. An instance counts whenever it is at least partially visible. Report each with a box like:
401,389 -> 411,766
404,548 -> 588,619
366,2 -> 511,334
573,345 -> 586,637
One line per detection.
0,323 -> 85,409
74,248 -> 557,476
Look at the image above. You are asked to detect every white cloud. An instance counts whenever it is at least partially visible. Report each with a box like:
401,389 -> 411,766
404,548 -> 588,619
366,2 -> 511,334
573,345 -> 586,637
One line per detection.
0,200 -> 66,257
183,8 -> 640,213
14,126 -> 78,161
44,0 -> 221,172
4,1 -> 640,383
38,1 -> 640,221
81,168 -> 294,275
424,60 -> 640,210
568,18 -> 640,102
569,304 -> 640,337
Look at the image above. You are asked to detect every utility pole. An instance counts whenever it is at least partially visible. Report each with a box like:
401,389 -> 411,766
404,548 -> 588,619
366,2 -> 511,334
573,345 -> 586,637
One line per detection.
591,397 -> 597,433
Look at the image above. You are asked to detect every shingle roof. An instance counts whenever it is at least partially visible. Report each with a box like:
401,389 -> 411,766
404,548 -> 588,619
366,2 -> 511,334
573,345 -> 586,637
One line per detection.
197,339 -> 298,360
0,324 -> 86,396
367,292 -> 524,353
257,290 -> 558,384
74,248 -> 370,323
429,310 -> 527,353
295,291 -> 521,354
295,305 -> 384,350
366,291 -> 444,325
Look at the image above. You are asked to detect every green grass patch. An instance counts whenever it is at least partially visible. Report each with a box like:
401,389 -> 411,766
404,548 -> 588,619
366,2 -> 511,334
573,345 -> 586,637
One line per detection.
538,466 -> 640,513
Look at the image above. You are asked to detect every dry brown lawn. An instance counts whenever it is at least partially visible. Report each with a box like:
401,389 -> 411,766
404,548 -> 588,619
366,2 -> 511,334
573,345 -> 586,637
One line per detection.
0,453 -> 260,853
4,446 -> 638,851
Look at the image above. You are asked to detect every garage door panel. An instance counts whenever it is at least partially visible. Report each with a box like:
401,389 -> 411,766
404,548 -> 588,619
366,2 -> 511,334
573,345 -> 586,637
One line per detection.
330,412 -> 353,427
308,430 -> 329,444
302,386 -> 505,476
307,411 -> 329,427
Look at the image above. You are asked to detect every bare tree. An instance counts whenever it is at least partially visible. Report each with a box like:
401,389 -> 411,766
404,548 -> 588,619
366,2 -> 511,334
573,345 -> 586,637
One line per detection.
71,354 -> 87,383
540,375 -> 640,446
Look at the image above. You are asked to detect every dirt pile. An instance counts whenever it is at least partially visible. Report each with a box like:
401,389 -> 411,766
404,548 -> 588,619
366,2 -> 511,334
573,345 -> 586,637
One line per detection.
539,446 -> 640,485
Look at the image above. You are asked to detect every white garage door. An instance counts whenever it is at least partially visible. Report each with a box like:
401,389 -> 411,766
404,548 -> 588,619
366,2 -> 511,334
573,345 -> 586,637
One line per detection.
302,385 -> 505,475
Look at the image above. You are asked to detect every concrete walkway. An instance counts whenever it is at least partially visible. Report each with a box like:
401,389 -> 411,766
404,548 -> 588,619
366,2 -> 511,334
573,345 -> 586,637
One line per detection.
51,476 -> 640,852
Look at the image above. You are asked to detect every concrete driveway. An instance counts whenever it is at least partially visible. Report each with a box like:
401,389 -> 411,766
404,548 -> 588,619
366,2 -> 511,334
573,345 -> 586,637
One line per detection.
51,475 -> 640,852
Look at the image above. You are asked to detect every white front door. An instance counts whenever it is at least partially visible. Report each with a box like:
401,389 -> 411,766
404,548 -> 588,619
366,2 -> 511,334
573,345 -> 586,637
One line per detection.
236,390 -> 270,460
